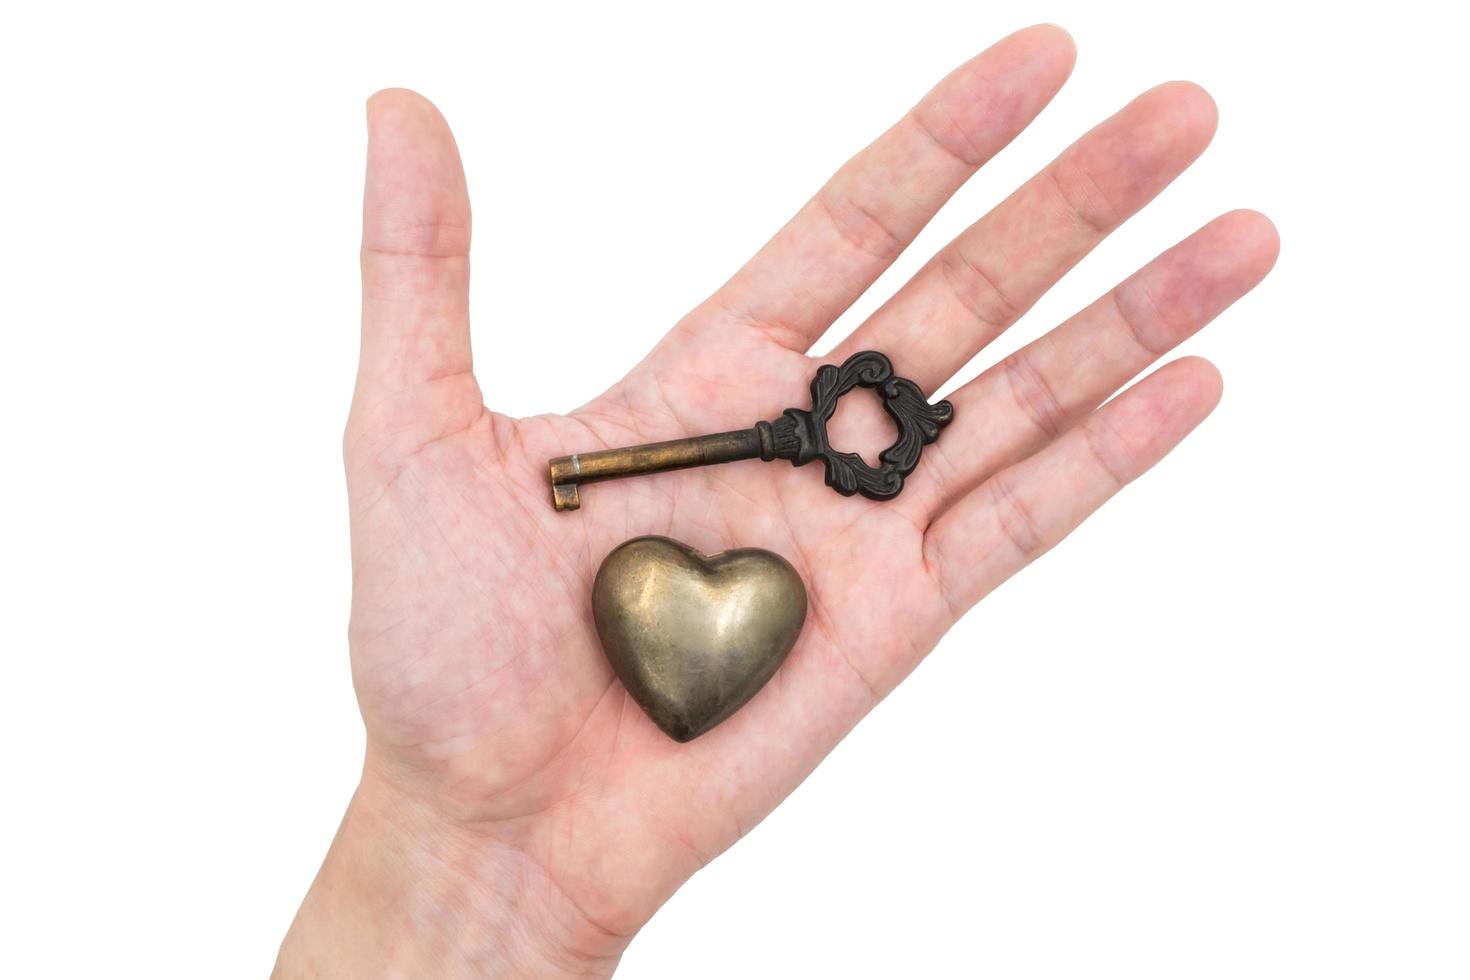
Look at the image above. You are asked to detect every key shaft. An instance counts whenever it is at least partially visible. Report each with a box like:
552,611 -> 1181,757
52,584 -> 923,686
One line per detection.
550,428 -> 767,512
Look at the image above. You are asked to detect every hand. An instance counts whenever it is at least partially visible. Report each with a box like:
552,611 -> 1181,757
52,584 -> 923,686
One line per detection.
275,24 -> 1277,978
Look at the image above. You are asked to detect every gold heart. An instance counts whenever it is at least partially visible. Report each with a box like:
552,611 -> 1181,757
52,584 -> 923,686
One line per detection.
592,536 -> 807,742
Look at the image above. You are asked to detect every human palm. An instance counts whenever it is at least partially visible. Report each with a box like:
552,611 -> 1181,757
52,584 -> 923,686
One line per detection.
304,24 -> 1278,977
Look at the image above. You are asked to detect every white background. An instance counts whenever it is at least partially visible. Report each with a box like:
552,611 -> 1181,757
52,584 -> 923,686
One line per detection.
2,2 -> 1466,977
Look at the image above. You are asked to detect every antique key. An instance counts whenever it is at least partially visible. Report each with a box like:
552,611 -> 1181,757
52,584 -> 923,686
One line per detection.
549,350 -> 953,511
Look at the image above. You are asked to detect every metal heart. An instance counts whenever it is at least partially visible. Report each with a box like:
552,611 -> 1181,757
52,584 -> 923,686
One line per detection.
592,536 -> 807,742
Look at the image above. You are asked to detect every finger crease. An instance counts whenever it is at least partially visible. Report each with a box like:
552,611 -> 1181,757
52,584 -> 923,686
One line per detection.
910,105 -> 988,168
707,296 -> 811,351
987,471 -> 1046,559
361,244 -> 469,260
1047,154 -> 1117,236
939,246 -> 1023,333
815,188 -> 906,262
1002,350 -> 1069,440
1111,280 -> 1173,357
1081,414 -> 1131,490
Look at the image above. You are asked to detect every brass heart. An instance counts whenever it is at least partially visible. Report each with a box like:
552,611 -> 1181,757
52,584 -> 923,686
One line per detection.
592,536 -> 807,742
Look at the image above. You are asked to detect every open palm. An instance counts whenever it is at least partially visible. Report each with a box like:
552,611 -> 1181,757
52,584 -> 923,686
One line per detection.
311,25 -> 1277,977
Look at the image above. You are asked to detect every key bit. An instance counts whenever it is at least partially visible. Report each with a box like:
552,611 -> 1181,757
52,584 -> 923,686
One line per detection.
548,351 -> 953,512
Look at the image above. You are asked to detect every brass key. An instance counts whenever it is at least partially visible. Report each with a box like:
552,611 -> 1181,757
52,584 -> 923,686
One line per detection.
548,351 -> 953,512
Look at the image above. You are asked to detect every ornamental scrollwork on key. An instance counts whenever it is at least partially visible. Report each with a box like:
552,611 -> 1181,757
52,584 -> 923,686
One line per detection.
755,350 -> 954,501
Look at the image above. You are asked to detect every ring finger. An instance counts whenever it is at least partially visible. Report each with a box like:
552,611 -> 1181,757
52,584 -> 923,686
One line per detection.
914,208 -> 1279,518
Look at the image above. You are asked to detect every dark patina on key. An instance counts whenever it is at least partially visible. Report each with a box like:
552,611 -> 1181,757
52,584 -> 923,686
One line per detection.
548,351 -> 953,511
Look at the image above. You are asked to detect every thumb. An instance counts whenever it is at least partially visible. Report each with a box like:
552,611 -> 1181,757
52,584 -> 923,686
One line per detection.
355,89 -> 473,406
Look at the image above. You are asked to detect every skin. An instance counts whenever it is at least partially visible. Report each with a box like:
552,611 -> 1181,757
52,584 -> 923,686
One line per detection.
274,25 -> 1279,978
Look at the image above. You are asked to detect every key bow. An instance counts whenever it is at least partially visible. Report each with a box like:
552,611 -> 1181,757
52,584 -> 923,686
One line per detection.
756,350 -> 953,500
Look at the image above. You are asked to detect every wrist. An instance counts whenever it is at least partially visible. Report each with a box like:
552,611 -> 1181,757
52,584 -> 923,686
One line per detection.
273,766 -> 628,979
